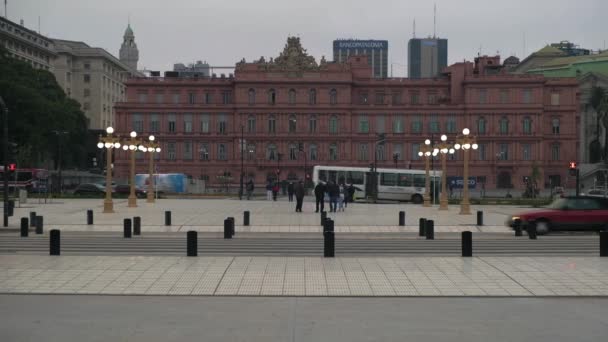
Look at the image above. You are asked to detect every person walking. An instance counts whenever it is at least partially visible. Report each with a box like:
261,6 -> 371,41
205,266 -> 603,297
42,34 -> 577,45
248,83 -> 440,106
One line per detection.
266,180 -> 273,201
328,181 -> 340,213
314,181 -> 326,213
295,180 -> 305,212
272,182 -> 279,201
287,181 -> 295,202
246,179 -> 254,200
338,184 -> 345,211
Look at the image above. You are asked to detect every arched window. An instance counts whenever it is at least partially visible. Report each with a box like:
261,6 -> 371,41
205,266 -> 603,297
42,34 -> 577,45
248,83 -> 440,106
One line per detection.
329,143 -> 338,161
247,115 -> 256,133
289,143 -> 298,160
522,116 -> 532,134
268,115 -> 276,134
288,89 -> 296,105
329,89 -> 337,105
499,116 -> 509,134
247,143 -> 256,160
288,114 -> 297,133
552,118 -> 560,134
309,143 -> 318,161
268,88 -> 276,105
309,115 -> 317,133
329,115 -> 338,134
248,88 -> 255,105
477,117 -> 486,134
266,143 -> 277,161
309,89 -> 317,105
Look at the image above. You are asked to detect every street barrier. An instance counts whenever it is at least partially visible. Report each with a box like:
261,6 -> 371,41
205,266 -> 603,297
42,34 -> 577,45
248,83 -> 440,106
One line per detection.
243,211 -> 250,226
50,229 -> 60,255
20,217 -> 28,237
425,220 -> 434,240
224,218 -> 232,239
87,210 -> 94,225
419,218 -> 426,237
187,231 -> 197,257
35,216 -> 43,235
477,211 -> 483,226
462,231 -> 472,257
320,211 -> 327,226
399,211 -> 405,226
323,218 -> 335,257
29,212 -> 36,227
133,216 -> 141,235
123,218 -> 132,238
228,217 -> 235,236
165,211 -> 171,226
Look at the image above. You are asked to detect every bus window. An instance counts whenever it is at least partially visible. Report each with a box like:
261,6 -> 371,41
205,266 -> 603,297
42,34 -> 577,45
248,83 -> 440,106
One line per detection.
319,170 -> 328,182
413,174 -> 425,187
17,171 -> 33,182
398,173 -> 413,187
380,173 -> 398,186
338,171 -> 347,185
348,171 -> 364,185
328,170 -> 337,183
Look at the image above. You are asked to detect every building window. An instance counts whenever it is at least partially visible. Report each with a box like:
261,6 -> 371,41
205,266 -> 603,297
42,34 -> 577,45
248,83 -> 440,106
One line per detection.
522,143 -> 531,161
288,89 -> 296,105
222,91 -> 232,104
427,93 -> 438,105
358,115 -> 369,133
376,144 -> 385,161
478,89 -> 487,104
549,175 -> 561,187
184,114 -> 193,133
268,115 -> 276,134
155,92 -> 164,104
289,143 -> 298,160
268,89 -> 276,105
84,62 -> 91,70
376,115 -> 385,133
218,144 -> 227,160
288,115 -> 297,133
500,89 -> 509,104
477,117 -> 487,134
477,143 -> 486,161
188,92 -> 196,104
329,89 -> 338,105
329,143 -> 338,161
551,93 -> 560,106
375,91 -> 385,105
552,118 -> 560,134
359,92 -> 369,105
184,141 -> 193,160
310,144 -> 318,161
499,117 -> 509,135
247,115 -> 256,133
392,92 -> 402,105
204,92 -> 212,104
309,89 -> 317,105
498,144 -> 509,160
150,114 -> 160,133
267,143 -> 277,161
412,143 -> 421,160
358,143 -> 368,161
522,89 -> 532,104
248,88 -> 255,105
551,144 -> 560,161
410,92 -> 419,105
523,117 -> 532,134
429,114 -> 440,133
82,102 -> 90,110
137,91 -> 147,103
411,115 -> 422,133
393,144 -> 402,161
201,114 -> 210,133
132,114 -> 143,133
168,114 -> 176,133
167,142 -> 176,160
218,114 -> 227,134
247,143 -> 256,160
446,116 -> 457,133
393,116 -> 404,133
309,115 -> 317,133
83,88 -> 90,97
199,143 -> 209,160
329,115 -> 338,134
172,92 -> 180,104
84,74 -> 91,83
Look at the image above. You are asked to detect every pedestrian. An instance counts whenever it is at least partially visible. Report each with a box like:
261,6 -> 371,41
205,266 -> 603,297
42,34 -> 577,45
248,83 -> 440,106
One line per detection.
287,181 -> 294,202
272,182 -> 279,201
347,183 -> 355,206
266,180 -> 273,201
246,179 -> 254,200
314,181 -> 326,213
328,181 -> 340,213
338,184 -> 345,211
449,181 -> 454,199
295,180 -> 305,212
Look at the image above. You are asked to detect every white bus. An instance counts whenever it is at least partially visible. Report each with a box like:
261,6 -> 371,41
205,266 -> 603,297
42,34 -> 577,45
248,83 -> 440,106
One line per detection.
312,165 -> 441,203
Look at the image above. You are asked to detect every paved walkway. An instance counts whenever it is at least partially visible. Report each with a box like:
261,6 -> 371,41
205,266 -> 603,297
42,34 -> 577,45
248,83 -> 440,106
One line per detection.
1,255 -> 607,296
7,198 -> 525,232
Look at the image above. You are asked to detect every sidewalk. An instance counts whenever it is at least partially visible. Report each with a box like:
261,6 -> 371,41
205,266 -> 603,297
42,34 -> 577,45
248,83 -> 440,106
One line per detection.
1,255 -> 607,296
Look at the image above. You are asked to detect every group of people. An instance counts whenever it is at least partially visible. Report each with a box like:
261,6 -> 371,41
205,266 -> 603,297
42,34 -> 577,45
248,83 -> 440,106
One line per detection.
314,181 -> 355,213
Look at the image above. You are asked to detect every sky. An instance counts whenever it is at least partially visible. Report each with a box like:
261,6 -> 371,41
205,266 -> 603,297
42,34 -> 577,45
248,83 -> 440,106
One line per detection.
7,0 -> 607,76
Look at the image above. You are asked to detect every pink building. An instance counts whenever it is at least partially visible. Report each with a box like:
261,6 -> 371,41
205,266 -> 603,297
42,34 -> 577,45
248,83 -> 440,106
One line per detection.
114,37 -> 579,192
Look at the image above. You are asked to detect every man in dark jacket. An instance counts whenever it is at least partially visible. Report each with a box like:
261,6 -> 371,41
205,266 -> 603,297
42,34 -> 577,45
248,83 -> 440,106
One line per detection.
295,181 -> 305,212
287,182 -> 295,202
328,181 -> 340,212
314,182 -> 326,213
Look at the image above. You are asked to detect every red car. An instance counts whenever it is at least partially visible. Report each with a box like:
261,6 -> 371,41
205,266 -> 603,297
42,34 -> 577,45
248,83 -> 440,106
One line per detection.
507,196 -> 608,234
113,184 -> 147,198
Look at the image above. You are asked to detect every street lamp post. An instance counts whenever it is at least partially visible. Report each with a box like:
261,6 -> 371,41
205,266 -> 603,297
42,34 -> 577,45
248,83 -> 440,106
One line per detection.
145,135 -> 160,203
239,125 -> 244,200
97,127 -> 121,213
454,128 -> 478,215
437,134 -> 455,211
122,131 -> 142,208
1,96 -> 9,227
418,139 -> 434,207
52,130 -> 68,194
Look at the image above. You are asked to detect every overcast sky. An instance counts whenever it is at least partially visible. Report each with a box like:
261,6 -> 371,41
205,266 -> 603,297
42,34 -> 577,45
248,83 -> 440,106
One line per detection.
7,0 -> 607,76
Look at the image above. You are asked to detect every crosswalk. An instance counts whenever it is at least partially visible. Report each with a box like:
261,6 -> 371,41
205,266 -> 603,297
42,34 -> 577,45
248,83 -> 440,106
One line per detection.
0,232 -> 601,256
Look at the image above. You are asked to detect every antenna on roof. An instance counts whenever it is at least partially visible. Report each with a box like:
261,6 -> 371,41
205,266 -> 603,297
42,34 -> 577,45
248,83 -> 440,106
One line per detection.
413,18 -> 416,38
38,16 -> 40,34
433,3 -> 436,38
523,31 -> 526,58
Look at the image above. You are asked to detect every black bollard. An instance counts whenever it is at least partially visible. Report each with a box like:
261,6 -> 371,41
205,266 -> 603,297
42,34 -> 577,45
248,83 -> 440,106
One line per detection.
133,216 -> 141,235
476,211 -> 483,226
462,231 -> 472,257
243,211 -> 250,226
425,220 -> 434,240
35,216 -> 43,235
398,211 -> 405,226
29,212 -> 36,227
7,200 -> 14,216
323,219 -> 335,258
165,211 -> 171,226
600,231 -> 608,257
325,218 -> 334,233
527,223 -> 537,240
419,218 -> 426,237
123,218 -> 132,238
228,217 -> 235,236
187,231 -> 198,257
20,217 -> 28,237
50,229 -> 60,256
514,221 -> 523,237
87,210 -> 94,225
224,218 -> 232,239
320,211 -> 327,226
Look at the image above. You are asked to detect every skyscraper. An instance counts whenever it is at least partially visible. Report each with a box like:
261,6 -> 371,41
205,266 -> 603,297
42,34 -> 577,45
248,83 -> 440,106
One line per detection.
408,38 -> 447,78
333,39 -> 388,78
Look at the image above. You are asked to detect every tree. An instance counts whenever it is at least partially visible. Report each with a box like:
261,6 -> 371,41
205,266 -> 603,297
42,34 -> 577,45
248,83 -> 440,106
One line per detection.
589,86 -> 608,162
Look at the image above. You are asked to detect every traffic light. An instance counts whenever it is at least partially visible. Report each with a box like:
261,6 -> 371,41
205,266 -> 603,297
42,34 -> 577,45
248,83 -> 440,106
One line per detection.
8,163 -> 16,172
569,161 -> 578,177
276,169 -> 281,175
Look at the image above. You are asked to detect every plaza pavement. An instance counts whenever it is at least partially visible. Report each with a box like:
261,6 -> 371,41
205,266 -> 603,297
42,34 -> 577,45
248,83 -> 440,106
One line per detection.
5,197 -> 525,233
1,255 -> 607,297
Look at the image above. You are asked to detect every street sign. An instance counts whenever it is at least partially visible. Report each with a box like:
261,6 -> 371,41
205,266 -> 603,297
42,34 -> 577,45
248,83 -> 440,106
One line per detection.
447,176 -> 477,189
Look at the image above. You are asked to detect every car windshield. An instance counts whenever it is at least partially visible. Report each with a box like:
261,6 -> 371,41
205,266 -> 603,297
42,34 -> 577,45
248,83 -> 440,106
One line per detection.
547,198 -> 568,209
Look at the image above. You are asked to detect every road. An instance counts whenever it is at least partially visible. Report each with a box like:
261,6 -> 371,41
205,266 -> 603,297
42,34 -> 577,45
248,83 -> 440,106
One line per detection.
0,231 -> 601,256
1,295 -> 606,342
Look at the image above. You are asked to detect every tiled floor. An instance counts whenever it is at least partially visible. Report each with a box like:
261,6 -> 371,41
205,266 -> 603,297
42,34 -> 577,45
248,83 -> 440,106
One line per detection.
1,255 -> 607,296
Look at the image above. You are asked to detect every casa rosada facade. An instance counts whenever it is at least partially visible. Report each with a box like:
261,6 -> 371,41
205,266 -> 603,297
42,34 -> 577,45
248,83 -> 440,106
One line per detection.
114,37 -> 579,191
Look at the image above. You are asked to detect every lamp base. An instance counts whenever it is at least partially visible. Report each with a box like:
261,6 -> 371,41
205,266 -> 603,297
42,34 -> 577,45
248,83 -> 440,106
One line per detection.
128,196 -> 137,208
103,199 -> 114,213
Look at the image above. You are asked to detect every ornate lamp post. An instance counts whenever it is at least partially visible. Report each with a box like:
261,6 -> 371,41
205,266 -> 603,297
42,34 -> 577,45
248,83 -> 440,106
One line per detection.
454,128 -> 478,215
437,134 -> 455,211
418,139 -> 434,207
97,127 -> 121,213
145,135 -> 161,203
121,131 -> 142,208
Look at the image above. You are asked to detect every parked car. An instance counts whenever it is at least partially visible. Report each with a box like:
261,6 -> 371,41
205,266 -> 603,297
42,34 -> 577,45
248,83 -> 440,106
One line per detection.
506,196 -> 608,234
582,189 -> 608,198
74,183 -> 106,196
113,184 -> 147,198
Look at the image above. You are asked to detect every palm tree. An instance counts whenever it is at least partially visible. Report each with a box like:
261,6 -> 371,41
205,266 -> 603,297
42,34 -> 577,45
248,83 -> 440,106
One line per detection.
589,87 -> 608,162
